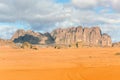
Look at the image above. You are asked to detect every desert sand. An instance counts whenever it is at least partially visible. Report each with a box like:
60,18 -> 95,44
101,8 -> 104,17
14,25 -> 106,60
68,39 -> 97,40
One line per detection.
0,47 -> 120,80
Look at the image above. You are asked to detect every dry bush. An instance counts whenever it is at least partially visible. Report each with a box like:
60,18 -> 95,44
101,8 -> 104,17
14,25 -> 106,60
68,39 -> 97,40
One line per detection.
115,52 -> 120,55
68,44 -> 71,48
69,41 -> 84,48
32,45 -> 39,50
21,42 -> 32,49
54,45 -> 61,49
76,42 -> 79,48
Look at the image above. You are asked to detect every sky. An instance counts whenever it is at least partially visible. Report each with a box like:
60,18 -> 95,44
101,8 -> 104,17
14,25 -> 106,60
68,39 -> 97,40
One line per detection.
0,0 -> 120,42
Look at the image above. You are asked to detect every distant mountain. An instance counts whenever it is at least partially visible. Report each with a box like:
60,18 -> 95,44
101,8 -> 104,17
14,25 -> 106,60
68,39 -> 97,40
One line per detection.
11,29 -> 54,44
11,26 -> 112,47
51,26 -> 112,47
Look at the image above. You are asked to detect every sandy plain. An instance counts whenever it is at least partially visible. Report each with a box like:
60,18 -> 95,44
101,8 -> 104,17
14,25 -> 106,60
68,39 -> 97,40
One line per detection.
0,47 -> 120,80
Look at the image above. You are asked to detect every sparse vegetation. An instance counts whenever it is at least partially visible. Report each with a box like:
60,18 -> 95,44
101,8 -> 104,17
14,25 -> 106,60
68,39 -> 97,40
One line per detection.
75,42 -> 79,48
32,46 -> 38,50
21,42 -> 32,49
21,42 -> 39,50
115,52 -> 120,55
89,56 -> 92,58
68,44 -> 71,48
54,45 -> 61,49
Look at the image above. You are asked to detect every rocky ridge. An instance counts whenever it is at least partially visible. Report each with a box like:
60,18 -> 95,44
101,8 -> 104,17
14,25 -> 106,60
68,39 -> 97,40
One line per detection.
51,26 -> 112,47
11,29 -> 54,44
11,26 -> 112,47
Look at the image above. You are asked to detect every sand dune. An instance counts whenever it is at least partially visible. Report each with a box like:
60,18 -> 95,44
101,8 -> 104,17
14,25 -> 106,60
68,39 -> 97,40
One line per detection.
0,48 -> 120,80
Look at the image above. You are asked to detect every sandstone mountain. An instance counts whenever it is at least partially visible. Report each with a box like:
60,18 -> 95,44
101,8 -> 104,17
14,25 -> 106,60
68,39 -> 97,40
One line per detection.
51,26 -> 112,47
11,26 -> 112,47
11,29 -> 54,44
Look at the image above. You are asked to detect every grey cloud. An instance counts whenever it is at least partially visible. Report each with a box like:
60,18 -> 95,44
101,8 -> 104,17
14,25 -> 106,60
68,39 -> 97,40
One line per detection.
0,25 -> 17,39
0,0 -> 69,30
72,0 -> 97,9
0,0 -> 119,29
0,0 -> 120,42
71,0 -> 111,9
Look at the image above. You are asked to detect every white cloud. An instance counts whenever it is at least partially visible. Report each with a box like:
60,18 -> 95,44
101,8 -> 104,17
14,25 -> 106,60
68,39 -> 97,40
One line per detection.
0,25 -> 17,39
72,0 -> 97,9
0,0 -> 119,42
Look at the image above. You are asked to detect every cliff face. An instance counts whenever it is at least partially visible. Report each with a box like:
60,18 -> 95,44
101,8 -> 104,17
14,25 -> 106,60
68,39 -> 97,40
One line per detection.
51,26 -> 112,47
11,26 -> 112,47
101,33 -> 112,47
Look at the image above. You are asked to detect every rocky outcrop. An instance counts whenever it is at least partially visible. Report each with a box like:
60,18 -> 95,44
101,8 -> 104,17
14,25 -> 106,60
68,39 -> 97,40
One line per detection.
13,34 -> 40,44
51,26 -> 112,47
83,27 -> 102,46
11,29 -> 25,41
11,30 -> 54,44
101,33 -> 112,47
11,26 -> 112,47
44,32 -> 54,44
112,42 -> 120,47
0,39 -> 16,48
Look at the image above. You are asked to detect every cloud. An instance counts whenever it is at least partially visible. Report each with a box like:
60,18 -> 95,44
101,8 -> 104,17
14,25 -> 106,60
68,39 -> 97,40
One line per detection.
71,0 -> 111,9
110,0 -> 120,12
0,0 -> 119,42
0,25 -> 17,39
72,0 -> 97,9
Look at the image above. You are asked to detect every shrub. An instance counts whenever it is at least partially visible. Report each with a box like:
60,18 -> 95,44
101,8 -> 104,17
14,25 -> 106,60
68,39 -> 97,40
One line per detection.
54,45 -> 61,49
21,42 -> 32,49
115,52 -> 120,55
76,42 -> 79,48
32,46 -> 38,50
68,44 -> 71,48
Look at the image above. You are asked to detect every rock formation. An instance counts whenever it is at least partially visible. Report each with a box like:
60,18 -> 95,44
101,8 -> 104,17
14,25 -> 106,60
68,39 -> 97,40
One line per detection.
51,26 -> 112,47
14,34 -> 40,44
11,29 -> 54,44
11,26 -> 112,47
11,29 -> 25,41
0,39 -> 16,48
112,42 -> 120,47
101,33 -> 112,47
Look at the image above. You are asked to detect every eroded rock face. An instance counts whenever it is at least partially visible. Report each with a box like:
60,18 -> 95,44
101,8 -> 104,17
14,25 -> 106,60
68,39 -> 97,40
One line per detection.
11,30 -> 54,44
13,34 -> 40,44
11,26 -> 112,47
51,26 -> 112,47
101,33 -> 112,47
11,29 -> 25,41
51,26 -> 83,44
89,27 -> 102,46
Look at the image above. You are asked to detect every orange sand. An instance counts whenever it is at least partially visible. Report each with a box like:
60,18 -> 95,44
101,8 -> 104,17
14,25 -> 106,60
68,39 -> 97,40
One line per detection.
0,47 -> 120,80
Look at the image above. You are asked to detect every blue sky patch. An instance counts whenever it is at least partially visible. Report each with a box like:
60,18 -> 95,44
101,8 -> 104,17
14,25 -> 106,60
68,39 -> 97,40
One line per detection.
55,0 -> 70,3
